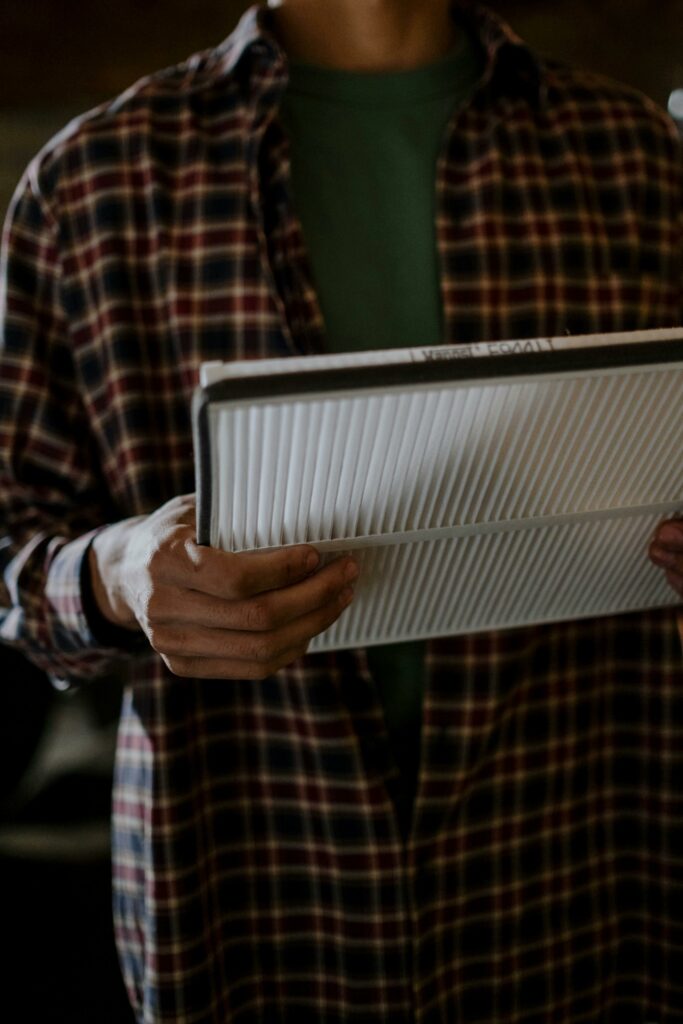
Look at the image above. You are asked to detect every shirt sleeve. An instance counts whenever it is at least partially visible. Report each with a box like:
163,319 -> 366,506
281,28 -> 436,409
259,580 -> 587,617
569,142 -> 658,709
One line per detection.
679,147 -> 683,654
0,166 -> 147,683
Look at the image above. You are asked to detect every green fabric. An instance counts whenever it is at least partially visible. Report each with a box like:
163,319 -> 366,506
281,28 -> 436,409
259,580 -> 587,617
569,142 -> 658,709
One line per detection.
280,35 -> 483,836
280,38 -> 482,351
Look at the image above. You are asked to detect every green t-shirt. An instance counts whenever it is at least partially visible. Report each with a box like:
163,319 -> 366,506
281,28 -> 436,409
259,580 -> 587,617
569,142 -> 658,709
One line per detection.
280,34 -> 482,836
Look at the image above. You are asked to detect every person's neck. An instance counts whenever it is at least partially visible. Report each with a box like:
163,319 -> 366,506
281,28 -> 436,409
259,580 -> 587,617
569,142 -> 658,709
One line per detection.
267,0 -> 460,72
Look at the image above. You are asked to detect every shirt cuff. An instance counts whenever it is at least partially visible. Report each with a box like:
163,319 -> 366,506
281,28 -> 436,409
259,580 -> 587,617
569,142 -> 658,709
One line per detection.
45,528 -> 148,655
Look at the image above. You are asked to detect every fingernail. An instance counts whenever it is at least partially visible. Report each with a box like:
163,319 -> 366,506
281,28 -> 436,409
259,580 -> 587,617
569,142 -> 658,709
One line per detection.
344,560 -> 359,583
339,586 -> 354,606
305,550 -> 320,572
658,524 -> 683,546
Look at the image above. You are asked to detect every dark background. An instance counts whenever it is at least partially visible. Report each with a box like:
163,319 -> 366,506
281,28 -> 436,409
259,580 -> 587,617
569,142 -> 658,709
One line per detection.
0,0 -> 681,108
0,2 -> 681,1022
1,0 -> 682,217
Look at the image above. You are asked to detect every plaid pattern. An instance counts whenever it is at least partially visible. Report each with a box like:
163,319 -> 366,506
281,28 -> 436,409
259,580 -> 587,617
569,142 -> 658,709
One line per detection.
1,2 -> 682,1021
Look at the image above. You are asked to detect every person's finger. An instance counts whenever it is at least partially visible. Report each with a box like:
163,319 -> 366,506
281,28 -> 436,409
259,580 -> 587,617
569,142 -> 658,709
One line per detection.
653,520 -> 683,551
649,543 -> 683,574
154,555 -> 357,630
168,538 -> 324,599
147,555 -> 357,629
151,586 -> 355,662
162,645 -> 308,680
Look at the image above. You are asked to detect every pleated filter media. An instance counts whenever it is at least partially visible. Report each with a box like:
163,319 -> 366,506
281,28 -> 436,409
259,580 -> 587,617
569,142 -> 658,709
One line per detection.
193,328 -> 683,651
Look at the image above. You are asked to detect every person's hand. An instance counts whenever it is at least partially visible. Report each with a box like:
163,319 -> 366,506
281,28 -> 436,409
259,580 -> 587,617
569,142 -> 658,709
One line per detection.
649,519 -> 683,600
88,494 -> 357,678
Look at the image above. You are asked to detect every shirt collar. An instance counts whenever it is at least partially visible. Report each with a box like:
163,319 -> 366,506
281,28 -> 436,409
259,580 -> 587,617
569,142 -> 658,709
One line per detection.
210,2 -> 543,105
454,2 -> 544,103
211,4 -> 285,82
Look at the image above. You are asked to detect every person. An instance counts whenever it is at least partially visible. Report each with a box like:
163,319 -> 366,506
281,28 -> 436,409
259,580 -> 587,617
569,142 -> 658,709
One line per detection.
1,0 -> 682,1020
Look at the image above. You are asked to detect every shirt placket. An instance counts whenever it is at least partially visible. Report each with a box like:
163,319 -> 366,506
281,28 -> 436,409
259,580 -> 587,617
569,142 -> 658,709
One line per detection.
249,57 -> 425,1016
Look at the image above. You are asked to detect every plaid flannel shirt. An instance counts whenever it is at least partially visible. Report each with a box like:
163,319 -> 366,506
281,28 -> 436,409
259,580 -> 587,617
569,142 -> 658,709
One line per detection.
1,3 -> 682,1022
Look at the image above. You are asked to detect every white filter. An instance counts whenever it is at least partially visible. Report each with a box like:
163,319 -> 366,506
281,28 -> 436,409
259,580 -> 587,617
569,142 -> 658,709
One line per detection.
195,329 -> 683,651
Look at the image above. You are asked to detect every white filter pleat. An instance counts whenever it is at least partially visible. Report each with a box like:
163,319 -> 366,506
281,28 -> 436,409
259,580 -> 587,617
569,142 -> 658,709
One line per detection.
536,376 -> 602,516
601,374 -> 664,504
320,398 -> 353,541
447,535 -> 484,630
416,535 -> 463,635
631,375 -> 683,501
270,402 -> 294,547
295,401 -> 322,542
429,389 -> 473,528
425,388 -> 471,529
325,548 -> 359,648
244,405 -> 262,550
573,518 -> 630,612
367,545 -> 404,643
424,537 -> 465,634
546,376 -> 616,515
611,372 -> 673,506
469,530 -> 543,631
390,391 -> 436,533
536,519 -> 592,615
515,525 -> 559,622
308,399 -> 338,541
332,397 -> 367,539
521,378 -> 586,518
357,394 -> 399,536
491,381 -> 549,523
214,408 -> 232,550
256,404 -> 278,547
395,542 -> 432,637
477,384 -> 532,524
561,379 -> 631,512
375,540 -> 418,638
561,520 -> 613,612
477,527 -> 530,625
451,534 -> 498,633
450,388 -> 497,525
507,522 -> 585,624
347,395 -> 384,538
498,380 -> 560,521
401,389 -> 454,531
443,386 -> 489,525
456,532 -> 503,632
376,391 -> 424,534
569,376 -> 643,513
413,541 -> 450,635
230,406 -> 249,549
281,401 -> 309,545
387,389 -> 430,532
364,543 -> 394,640
345,545 -> 384,646
459,385 -> 511,524
587,519 -> 635,609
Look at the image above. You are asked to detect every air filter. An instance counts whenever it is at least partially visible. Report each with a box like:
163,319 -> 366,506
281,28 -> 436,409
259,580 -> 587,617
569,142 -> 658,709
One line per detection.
193,328 -> 683,651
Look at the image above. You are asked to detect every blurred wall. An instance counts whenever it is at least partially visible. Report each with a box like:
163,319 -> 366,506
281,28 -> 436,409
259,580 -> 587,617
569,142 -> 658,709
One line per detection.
1,0 -> 682,217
